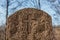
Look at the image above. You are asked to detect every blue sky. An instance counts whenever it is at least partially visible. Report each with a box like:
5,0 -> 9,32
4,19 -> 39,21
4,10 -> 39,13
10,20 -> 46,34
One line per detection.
0,0 -> 6,26
0,0 -> 60,26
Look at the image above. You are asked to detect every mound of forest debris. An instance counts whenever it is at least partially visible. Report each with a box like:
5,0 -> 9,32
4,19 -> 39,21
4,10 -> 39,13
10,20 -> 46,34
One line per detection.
6,8 -> 55,40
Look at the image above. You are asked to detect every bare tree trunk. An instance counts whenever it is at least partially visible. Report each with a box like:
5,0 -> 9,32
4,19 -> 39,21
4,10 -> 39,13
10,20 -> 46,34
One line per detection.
6,0 -> 8,23
5,0 -> 8,40
38,0 -> 41,9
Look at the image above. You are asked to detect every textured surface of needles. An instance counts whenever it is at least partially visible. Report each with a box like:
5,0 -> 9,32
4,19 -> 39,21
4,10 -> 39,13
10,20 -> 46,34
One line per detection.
0,26 -> 60,40
6,8 -> 55,40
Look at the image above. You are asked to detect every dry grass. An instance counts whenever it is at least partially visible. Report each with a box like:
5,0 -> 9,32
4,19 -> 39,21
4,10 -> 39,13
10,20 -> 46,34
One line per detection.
0,26 -> 5,40
53,26 -> 60,40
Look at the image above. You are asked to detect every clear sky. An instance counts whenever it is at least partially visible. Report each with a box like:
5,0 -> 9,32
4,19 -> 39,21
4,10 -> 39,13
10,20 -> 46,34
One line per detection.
0,0 -> 60,26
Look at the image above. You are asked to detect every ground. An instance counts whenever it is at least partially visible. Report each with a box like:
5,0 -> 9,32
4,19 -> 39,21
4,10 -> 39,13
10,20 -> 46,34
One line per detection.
0,26 -> 60,40
53,27 -> 60,40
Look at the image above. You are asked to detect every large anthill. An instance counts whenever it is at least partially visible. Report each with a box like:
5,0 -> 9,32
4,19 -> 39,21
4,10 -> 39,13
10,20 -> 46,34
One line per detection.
6,8 -> 55,40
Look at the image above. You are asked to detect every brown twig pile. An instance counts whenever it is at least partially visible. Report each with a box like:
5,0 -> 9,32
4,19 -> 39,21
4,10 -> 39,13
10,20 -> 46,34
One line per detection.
6,8 -> 55,40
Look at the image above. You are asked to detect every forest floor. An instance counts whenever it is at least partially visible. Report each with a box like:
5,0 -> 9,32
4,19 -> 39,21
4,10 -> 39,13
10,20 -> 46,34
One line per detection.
53,27 -> 60,40
0,26 -> 5,40
0,26 -> 60,40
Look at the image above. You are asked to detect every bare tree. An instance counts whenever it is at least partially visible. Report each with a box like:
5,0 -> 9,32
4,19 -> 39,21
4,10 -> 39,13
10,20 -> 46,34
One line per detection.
38,0 -> 41,9
6,0 -> 8,25
5,0 -> 8,40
